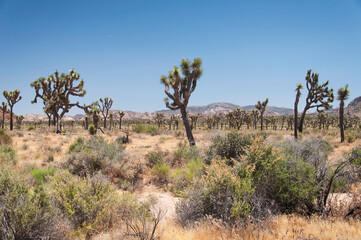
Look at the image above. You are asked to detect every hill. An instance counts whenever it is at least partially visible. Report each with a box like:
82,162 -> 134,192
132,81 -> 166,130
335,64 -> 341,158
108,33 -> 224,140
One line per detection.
156,102 -> 293,116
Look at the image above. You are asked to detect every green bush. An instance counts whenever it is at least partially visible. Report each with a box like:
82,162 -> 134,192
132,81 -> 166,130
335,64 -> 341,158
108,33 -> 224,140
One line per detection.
64,137 -> 141,183
132,124 -> 157,134
30,168 -> 56,184
88,124 -> 96,135
247,137 -> 321,214
347,146 -> 361,165
0,168 -> 66,239
68,137 -> 85,153
27,125 -> 35,131
0,144 -> 17,166
145,150 -> 164,168
176,159 -> 253,226
207,132 -> 267,164
345,132 -> 356,143
171,158 -> 204,196
46,170 -> 118,237
0,129 -> 11,145
151,162 -> 170,184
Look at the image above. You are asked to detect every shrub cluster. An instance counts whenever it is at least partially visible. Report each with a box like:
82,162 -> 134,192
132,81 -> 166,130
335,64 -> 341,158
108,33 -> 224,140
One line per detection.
177,136 -> 336,225
64,136 -> 143,184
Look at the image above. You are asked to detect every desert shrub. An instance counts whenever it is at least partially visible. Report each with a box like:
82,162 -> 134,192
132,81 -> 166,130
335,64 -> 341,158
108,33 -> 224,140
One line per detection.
88,124 -> 96,135
27,125 -> 35,131
345,132 -> 356,143
0,168 -> 66,240
118,194 -> 165,240
176,159 -> 253,226
0,130 -> 11,145
146,150 -> 164,168
116,135 -> 130,144
172,142 -> 202,166
246,137 -> 320,214
133,124 -> 157,134
64,137 -> 142,182
279,138 -> 332,183
151,162 -> 170,185
171,158 -> 204,197
46,170 -> 118,238
30,168 -> 56,184
0,145 -> 17,166
206,132 -> 268,164
68,137 -> 85,153
347,146 -> 361,165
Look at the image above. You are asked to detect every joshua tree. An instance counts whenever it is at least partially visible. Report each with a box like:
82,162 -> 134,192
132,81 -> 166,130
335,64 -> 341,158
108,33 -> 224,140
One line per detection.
0,102 -> 7,129
251,110 -> 259,130
118,111 -> 125,129
31,69 -> 86,134
298,70 -> 334,133
337,85 -> 350,143
15,115 -> 24,128
154,113 -> 165,128
160,58 -> 203,146
294,84 -> 303,139
3,90 -> 22,131
109,112 -> 114,131
255,98 -> 269,131
98,97 -> 113,129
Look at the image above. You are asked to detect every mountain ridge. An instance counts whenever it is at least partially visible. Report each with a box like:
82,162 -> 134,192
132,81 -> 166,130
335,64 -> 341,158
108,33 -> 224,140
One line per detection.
22,97 -> 361,122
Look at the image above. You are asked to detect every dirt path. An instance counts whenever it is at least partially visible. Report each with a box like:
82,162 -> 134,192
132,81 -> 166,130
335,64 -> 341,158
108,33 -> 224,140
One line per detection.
138,184 -> 179,222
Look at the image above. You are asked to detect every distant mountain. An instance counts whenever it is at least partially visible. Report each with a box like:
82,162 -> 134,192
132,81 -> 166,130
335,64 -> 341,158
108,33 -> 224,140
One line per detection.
345,96 -> 361,117
156,102 -> 293,116
22,102 -> 295,122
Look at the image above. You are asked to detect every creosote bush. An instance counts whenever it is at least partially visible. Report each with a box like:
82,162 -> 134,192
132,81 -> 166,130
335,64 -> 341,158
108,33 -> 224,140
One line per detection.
0,144 -> 17,166
207,132 -> 268,164
177,136 -> 335,225
0,129 -> 12,145
0,168 -> 67,240
46,170 -> 118,238
176,159 -> 253,226
132,124 -> 158,134
64,136 -> 143,183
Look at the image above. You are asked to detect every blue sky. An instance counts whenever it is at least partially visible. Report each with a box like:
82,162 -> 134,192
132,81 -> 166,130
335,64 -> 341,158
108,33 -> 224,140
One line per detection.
0,0 -> 360,115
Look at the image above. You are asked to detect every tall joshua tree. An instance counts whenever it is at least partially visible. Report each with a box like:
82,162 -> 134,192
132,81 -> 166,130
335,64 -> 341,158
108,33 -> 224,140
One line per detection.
0,102 -> 7,129
3,90 -> 22,131
31,69 -> 86,134
255,98 -> 268,131
298,70 -> 334,133
98,97 -> 113,129
118,111 -> 125,129
161,58 -> 203,146
294,84 -> 303,139
337,85 -> 350,143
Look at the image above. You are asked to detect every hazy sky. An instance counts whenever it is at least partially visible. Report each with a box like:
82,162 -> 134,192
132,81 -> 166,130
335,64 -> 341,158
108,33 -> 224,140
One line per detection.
0,0 -> 360,115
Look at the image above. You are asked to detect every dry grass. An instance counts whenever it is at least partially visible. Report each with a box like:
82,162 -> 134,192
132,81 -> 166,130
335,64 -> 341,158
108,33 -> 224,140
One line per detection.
162,215 -> 361,240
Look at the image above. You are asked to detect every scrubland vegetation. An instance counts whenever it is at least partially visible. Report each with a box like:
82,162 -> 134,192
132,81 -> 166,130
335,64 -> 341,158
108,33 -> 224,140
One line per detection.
0,65 -> 360,239
0,122 -> 361,239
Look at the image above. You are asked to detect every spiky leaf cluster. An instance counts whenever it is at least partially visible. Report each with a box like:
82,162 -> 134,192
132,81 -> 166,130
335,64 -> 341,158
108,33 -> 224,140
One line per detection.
3,90 -> 22,108
30,69 -> 86,118
304,70 -> 334,111
161,58 -> 203,110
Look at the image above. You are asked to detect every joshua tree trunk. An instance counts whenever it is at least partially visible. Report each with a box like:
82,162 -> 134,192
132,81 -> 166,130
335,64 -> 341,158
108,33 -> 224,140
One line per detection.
294,91 -> 301,139
180,107 -> 195,146
56,115 -> 61,134
298,108 -> 308,133
9,107 -> 13,130
2,110 -> 5,129
260,113 -> 264,131
339,100 -> 345,143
